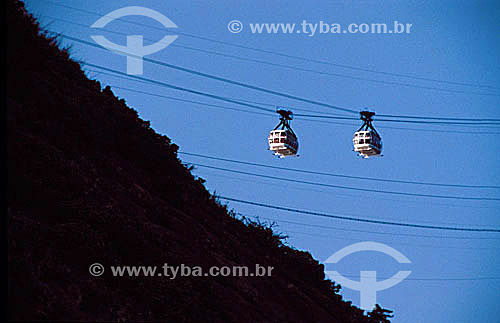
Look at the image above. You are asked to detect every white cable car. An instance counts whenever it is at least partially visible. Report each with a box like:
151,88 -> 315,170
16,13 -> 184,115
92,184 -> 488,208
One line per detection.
268,109 -> 298,158
353,111 -> 383,158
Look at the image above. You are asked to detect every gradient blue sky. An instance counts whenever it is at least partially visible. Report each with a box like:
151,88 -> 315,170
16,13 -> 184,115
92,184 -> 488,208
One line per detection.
25,1 -> 500,322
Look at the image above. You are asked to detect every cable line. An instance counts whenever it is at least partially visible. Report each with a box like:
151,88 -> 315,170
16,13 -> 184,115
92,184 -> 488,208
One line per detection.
280,229 -> 500,250
60,34 -> 359,114
190,163 -> 500,201
293,117 -> 500,134
239,215 -> 500,240
377,114 -> 500,122
179,152 -> 500,189
45,1 -> 500,91
84,70 -> 500,135
105,85 -> 272,117
219,196 -> 500,232
43,15 -> 500,97
341,275 -> 500,281
83,62 -> 277,114
85,68 -> 343,116
60,35 -> 499,125
201,166 -> 500,210
295,113 -> 500,126
375,118 -> 500,126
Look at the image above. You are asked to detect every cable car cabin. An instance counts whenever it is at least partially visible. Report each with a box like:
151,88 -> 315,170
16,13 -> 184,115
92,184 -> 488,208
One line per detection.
268,129 -> 298,158
353,130 -> 382,158
269,109 -> 298,158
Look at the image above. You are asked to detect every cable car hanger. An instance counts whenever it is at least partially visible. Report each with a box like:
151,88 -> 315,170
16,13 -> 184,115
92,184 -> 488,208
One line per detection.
274,109 -> 295,134
357,111 -> 379,134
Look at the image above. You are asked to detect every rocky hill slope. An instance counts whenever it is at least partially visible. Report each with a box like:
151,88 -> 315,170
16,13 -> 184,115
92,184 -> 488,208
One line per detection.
7,1 -> 391,321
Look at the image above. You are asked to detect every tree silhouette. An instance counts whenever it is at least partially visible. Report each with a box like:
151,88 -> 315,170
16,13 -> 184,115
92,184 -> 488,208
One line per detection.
367,304 -> 394,323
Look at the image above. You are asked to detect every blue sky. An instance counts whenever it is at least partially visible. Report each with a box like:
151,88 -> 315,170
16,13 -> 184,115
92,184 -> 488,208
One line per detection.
25,1 -> 500,322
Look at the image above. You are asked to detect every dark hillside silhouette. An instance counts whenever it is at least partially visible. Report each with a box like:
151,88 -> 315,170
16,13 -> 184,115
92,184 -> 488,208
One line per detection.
7,1 -> 391,321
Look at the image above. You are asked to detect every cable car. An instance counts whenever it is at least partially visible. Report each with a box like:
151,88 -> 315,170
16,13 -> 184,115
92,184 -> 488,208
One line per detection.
353,111 -> 382,158
268,109 -> 298,158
